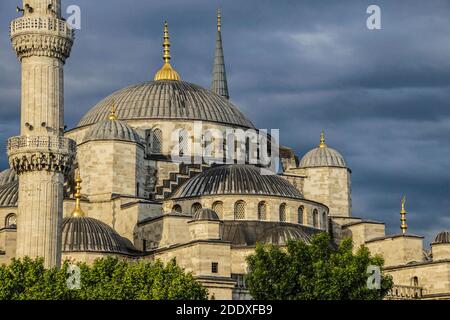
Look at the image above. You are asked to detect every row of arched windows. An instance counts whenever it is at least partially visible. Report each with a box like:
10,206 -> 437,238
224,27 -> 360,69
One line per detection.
173,201 -> 327,228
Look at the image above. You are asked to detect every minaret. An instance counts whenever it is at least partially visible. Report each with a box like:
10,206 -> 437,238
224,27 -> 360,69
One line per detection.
211,9 -> 230,99
8,0 -> 75,267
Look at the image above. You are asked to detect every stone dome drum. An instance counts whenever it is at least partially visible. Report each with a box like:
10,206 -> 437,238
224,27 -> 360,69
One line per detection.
62,217 -> 138,254
77,80 -> 254,129
82,119 -> 142,144
171,164 -> 303,200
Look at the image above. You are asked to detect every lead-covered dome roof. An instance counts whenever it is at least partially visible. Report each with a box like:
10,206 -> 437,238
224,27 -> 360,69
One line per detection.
193,209 -> 220,221
0,169 -> 17,186
82,119 -> 142,145
77,81 -> 254,129
258,226 -> 315,245
299,133 -> 347,168
0,181 -> 18,208
62,217 -> 138,255
433,231 -> 450,244
171,164 -> 303,200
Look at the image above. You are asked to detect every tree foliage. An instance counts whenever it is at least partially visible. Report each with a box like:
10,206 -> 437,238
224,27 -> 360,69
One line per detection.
245,233 -> 393,300
0,256 -> 207,300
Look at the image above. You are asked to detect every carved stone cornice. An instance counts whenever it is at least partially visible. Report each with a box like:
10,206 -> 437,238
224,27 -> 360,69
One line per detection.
7,136 -> 76,175
10,16 -> 74,62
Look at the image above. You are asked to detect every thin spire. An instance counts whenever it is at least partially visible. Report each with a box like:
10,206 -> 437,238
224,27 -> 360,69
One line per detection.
154,21 -> 181,81
72,172 -> 85,218
400,196 -> 407,234
211,9 -> 229,100
319,130 -> 327,148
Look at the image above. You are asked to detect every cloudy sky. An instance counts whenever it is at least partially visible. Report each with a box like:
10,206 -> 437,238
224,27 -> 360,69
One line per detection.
1,0 -> 449,244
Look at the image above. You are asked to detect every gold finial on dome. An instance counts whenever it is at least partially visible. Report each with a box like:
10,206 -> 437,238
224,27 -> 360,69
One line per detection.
108,102 -> 118,121
154,21 -> 181,81
72,172 -> 85,218
217,8 -> 222,32
400,196 -> 407,235
319,130 -> 327,148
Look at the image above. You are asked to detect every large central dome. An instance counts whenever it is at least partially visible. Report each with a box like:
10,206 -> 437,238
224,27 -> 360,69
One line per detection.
77,80 -> 254,129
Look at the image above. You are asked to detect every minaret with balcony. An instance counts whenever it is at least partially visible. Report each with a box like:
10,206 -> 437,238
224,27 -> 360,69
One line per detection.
8,0 -> 75,267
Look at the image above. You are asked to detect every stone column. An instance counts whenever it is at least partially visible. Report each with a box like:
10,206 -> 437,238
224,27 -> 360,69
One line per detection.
8,0 -> 74,267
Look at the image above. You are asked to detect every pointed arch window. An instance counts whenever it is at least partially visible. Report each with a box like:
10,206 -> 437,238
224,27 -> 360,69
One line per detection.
258,202 -> 267,221
234,201 -> 246,220
212,201 -> 224,219
279,203 -> 287,222
172,204 -> 182,213
5,213 -> 17,228
298,206 -> 304,224
313,209 -> 319,228
191,203 -> 202,215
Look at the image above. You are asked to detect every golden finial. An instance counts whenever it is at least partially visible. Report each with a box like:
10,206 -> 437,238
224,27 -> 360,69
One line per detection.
72,172 -> 85,218
108,102 -> 118,121
319,130 -> 327,148
154,21 -> 181,81
217,9 -> 222,32
400,196 -> 407,235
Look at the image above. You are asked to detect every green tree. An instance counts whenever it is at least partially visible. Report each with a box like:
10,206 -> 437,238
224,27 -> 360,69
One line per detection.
0,256 -> 207,300
245,233 -> 393,300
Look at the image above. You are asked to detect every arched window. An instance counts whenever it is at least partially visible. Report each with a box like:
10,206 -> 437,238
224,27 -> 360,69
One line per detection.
258,202 -> 267,221
212,201 -> 224,219
322,212 -> 328,230
179,129 -> 189,157
234,201 -> 246,220
191,203 -> 202,215
313,209 -> 319,228
411,276 -> 419,287
172,204 -> 182,213
151,128 -> 162,154
5,213 -> 17,228
279,203 -> 287,222
298,206 -> 304,224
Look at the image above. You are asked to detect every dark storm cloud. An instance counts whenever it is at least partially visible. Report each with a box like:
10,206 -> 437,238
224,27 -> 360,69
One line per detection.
0,0 -> 449,244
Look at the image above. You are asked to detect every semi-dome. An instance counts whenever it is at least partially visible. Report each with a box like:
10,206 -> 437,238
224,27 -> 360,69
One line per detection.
299,132 -> 347,168
82,118 -> 142,145
193,208 -> 220,221
0,169 -> 17,186
0,181 -> 18,208
77,81 -> 254,129
62,217 -> 138,255
433,231 -> 450,244
258,226 -> 314,245
171,164 -> 303,200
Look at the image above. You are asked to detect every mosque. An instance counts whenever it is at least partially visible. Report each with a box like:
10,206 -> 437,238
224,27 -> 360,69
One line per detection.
0,1 -> 449,300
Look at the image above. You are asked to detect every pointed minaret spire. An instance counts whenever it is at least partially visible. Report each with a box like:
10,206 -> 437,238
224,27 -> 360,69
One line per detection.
400,196 -> 408,235
211,9 -> 230,99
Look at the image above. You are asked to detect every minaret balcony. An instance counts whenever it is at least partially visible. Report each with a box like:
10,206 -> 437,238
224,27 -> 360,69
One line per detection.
7,136 -> 76,175
10,16 -> 73,39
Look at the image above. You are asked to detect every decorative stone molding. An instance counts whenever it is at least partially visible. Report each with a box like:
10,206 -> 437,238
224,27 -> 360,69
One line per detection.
10,16 -> 73,62
8,136 -> 76,175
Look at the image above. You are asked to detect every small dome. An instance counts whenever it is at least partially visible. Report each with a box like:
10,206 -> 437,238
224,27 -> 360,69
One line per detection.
0,181 -> 18,208
171,164 -> 303,200
82,119 -> 142,145
0,169 -> 17,186
299,132 -> 346,168
62,217 -> 138,255
433,231 -> 450,244
193,209 -> 220,221
258,226 -> 314,246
